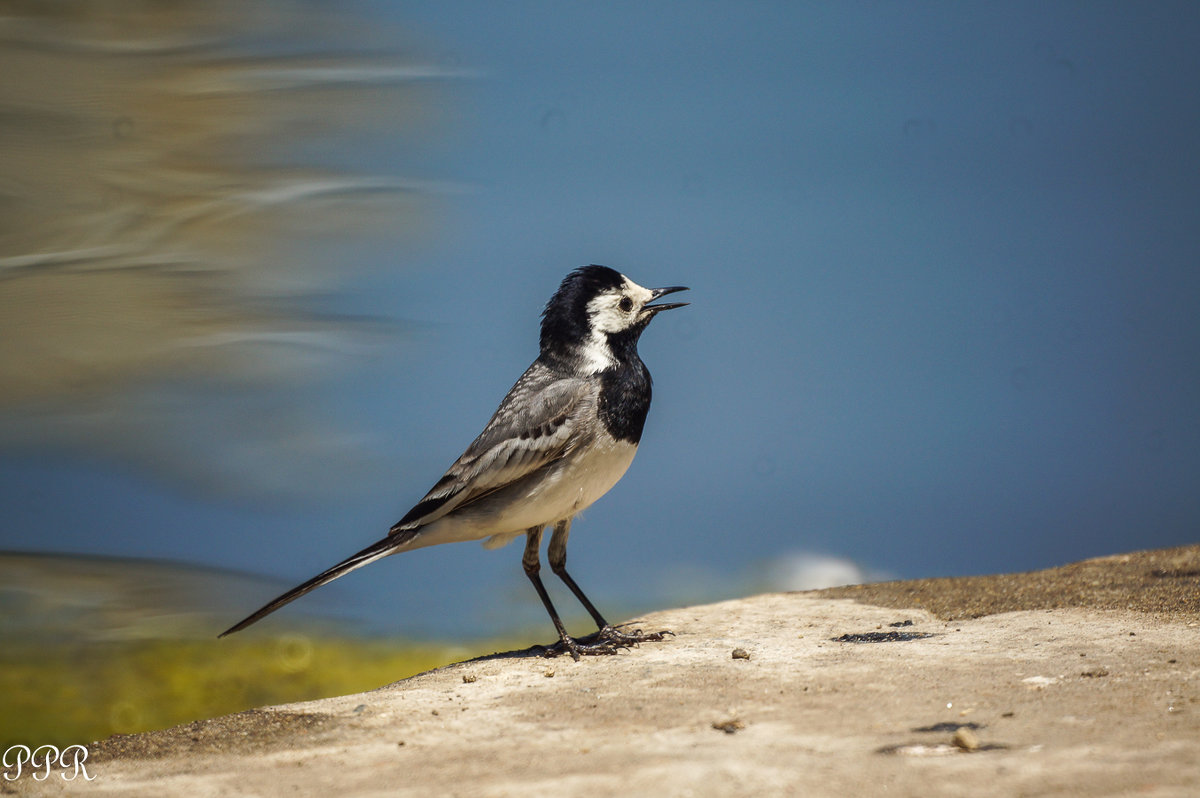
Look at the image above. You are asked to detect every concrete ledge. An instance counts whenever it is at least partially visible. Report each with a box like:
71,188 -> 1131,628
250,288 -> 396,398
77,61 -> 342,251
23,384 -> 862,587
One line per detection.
19,546 -> 1200,797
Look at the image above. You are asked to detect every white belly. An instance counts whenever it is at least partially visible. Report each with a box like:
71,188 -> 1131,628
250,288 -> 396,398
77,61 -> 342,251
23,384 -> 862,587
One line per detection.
413,437 -> 639,550
510,437 -> 639,528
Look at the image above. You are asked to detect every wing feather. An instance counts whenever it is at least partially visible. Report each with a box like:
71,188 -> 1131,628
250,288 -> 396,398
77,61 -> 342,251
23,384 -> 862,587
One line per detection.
389,362 -> 592,533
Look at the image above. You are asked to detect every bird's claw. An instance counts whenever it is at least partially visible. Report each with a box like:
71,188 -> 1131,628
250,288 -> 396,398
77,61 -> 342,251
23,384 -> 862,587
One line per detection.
594,625 -> 673,645
536,625 -> 673,660
536,637 -> 621,660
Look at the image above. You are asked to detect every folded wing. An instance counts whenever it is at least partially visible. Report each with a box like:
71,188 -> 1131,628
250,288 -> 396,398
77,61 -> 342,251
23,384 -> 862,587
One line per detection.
389,363 -> 591,534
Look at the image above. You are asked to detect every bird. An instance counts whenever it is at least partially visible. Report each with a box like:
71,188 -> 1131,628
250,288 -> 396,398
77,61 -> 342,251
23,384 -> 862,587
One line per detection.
219,265 -> 688,658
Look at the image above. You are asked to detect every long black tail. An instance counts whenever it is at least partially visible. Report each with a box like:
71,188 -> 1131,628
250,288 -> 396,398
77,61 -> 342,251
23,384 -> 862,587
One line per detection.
218,531 -> 415,637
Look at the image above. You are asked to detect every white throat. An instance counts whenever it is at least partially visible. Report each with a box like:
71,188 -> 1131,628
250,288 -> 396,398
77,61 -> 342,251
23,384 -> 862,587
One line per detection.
577,327 -> 618,374
575,276 -> 655,374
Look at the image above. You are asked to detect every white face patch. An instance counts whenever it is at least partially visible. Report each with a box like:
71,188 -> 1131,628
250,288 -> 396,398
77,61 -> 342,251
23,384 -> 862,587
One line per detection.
578,276 -> 656,373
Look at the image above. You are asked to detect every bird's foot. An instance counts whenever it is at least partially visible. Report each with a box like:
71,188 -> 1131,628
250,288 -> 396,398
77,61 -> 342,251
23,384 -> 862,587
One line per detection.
535,625 -> 673,660
535,636 -> 623,661
593,624 -> 673,646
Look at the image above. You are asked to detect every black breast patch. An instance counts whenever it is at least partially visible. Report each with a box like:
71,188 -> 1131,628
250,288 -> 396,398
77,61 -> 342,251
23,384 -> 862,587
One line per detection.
598,362 -> 653,444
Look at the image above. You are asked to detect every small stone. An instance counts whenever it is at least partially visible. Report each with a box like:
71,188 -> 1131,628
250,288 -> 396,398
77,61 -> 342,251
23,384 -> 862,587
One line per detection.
712,719 -> 746,734
732,648 -> 751,660
952,727 -> 980,752
544,668 -> 555,678
462,673 -> 477,683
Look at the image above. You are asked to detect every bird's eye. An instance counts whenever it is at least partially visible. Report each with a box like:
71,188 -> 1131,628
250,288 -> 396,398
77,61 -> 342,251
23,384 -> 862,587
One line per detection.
618,296 -> 634,313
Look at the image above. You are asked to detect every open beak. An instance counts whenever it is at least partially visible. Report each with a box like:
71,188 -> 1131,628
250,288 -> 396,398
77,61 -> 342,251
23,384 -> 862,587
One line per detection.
644,285 -> 689,314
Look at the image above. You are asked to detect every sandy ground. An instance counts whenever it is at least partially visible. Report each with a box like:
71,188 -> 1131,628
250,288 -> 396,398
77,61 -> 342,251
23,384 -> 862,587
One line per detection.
9,546 -> 1200,798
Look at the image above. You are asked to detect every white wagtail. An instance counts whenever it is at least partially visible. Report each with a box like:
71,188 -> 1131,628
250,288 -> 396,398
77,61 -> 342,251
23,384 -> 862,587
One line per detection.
220,265 -> 688,658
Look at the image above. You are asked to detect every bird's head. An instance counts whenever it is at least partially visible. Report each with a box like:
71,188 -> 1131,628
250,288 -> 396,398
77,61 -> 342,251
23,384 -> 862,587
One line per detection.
540,265 -> 688,373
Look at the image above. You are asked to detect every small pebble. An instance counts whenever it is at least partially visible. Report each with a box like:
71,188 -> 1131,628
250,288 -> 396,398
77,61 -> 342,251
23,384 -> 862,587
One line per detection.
952,727 -> 980,752
462,673 -> 477,683
712,719 -> 746,734
732,648 -> 751,660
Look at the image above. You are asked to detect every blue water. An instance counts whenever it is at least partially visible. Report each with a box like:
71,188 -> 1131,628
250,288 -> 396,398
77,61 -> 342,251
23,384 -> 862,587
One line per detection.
1,1 -> 1197,639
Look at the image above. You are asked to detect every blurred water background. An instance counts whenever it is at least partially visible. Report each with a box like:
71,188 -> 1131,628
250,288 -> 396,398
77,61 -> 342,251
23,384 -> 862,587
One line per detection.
2,0 -> 1198,743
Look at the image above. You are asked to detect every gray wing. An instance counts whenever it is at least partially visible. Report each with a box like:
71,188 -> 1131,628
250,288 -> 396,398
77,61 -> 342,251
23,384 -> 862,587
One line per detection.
389,361 -> 593,534
220,361 -> 590,638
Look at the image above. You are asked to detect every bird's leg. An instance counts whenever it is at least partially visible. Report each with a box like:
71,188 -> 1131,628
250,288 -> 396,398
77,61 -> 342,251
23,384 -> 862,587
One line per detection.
547,519 -> 671,647
522,527 -> 616,661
